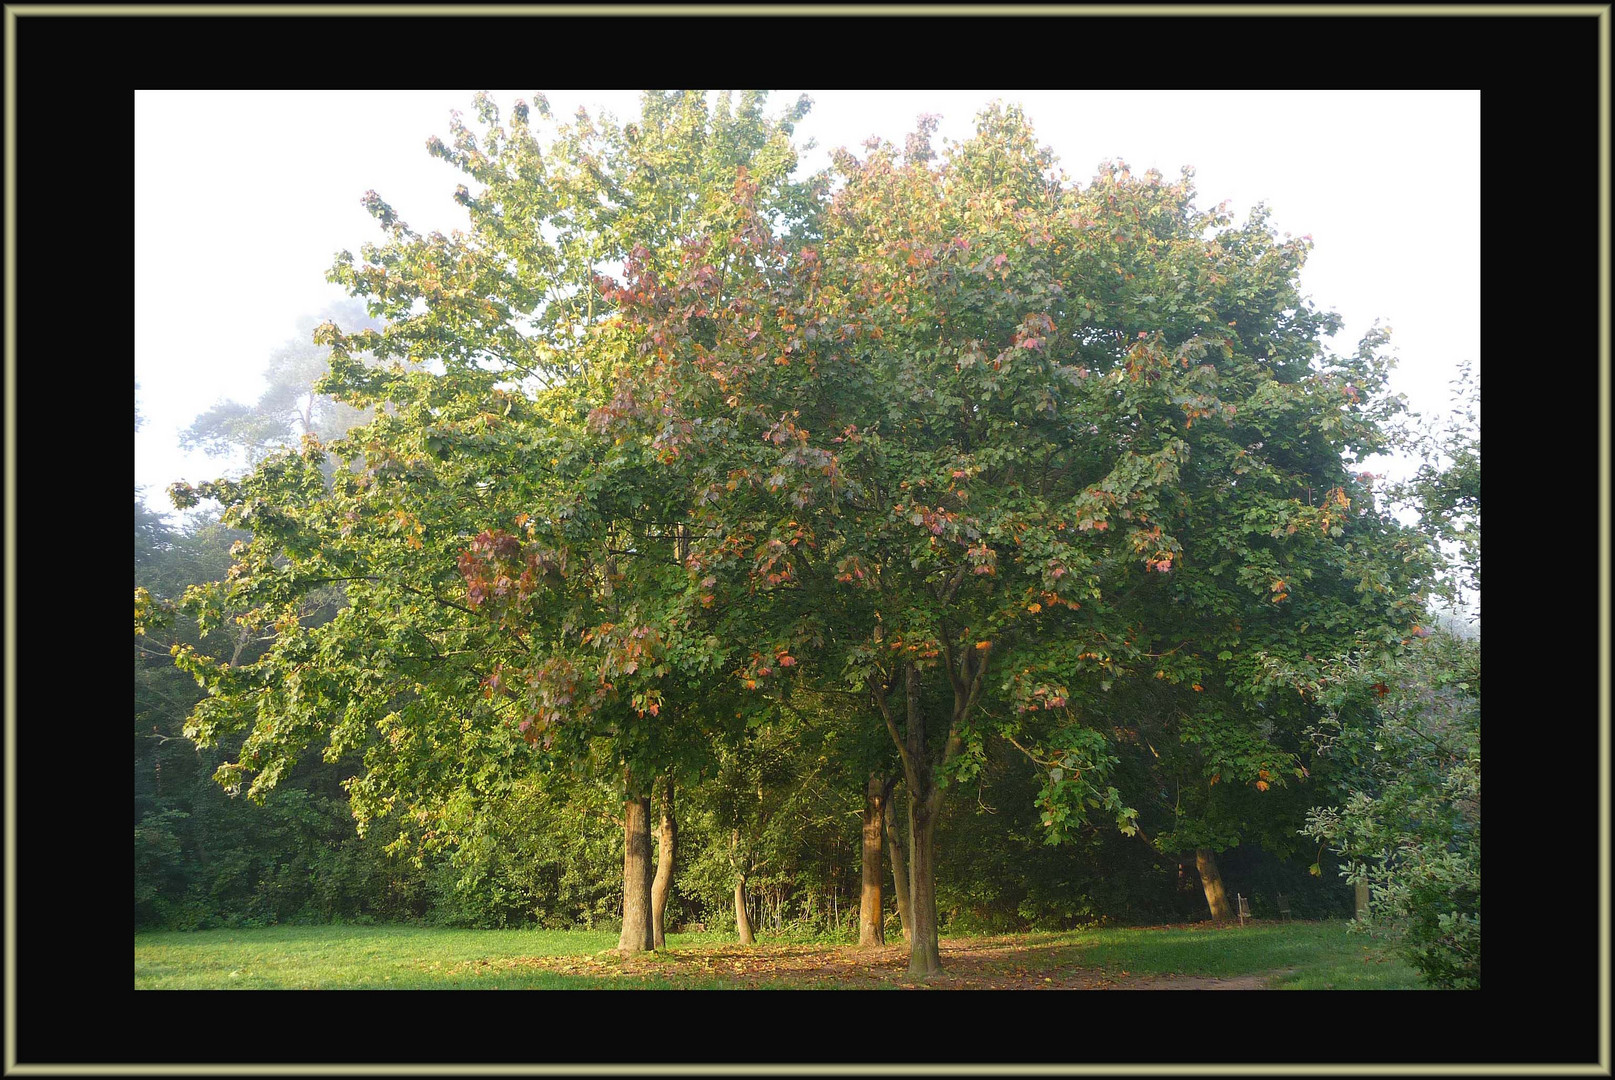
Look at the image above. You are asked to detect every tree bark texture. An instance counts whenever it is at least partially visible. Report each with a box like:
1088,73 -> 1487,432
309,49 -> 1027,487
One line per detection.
733,880 -> 755,945
883,786 -> 912,943
874,658 -> 972,976
651,775 -> 676,949
1354,879 -> 1371,921
619,792 -> 655,952
1195,847 -> 1232,923
731,829 -> 755,945
874,642 -> 984,976
858,773 -> 887,946
905,780 -> 943,975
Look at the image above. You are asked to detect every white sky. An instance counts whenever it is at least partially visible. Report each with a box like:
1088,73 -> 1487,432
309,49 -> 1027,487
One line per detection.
135,89 -> 1478,516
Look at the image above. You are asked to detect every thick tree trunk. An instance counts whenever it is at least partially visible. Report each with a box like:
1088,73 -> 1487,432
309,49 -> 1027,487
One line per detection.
731,829 -> 755,945
651,775 -> 676,949
905,780 -> 943,975
734,880 -> 755,945
619,792 -> 655,952
858,773 -> 887,946
1195,847 -> 1232,923
883,787 -> 912,943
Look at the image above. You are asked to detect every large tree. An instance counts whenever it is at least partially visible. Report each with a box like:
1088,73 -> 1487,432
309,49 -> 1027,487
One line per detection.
167,94 -> 1428,970
605,105 -> 1428,974
168,91 -> 818,952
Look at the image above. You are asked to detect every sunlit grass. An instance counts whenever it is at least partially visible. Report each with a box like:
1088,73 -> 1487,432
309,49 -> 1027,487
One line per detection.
134,924 -> 707,989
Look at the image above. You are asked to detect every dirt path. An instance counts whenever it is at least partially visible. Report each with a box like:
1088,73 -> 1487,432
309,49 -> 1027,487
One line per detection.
493,933 -> 1289,990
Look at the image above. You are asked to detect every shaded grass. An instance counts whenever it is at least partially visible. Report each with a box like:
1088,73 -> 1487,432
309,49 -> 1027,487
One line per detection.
1006,921 -> 1424,989
134,920 -> 1422,989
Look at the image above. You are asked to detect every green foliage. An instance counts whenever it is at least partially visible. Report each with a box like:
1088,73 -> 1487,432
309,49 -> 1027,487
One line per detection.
672,700 -> 872,936
169,92 -> 822,844
934,746 -> 1180,930
1300,362 -> 1479,988
605,100 -> 1428,858
1302,630 -> 1480,988
1391,360 -> 1479,614
150,92 -> 1436,943
424,777 -> 624,930
137,309 -> 417,930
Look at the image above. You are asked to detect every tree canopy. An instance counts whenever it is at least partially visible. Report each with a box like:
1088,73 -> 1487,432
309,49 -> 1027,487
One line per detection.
164,92 -> 1434,973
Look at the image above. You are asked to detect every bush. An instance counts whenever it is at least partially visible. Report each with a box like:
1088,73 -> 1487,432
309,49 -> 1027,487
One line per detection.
1304,629 -> 1480,987
424,781 -> 624,930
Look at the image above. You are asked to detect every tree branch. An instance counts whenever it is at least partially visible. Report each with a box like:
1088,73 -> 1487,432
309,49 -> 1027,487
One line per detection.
872,679 -> 914,780
940,629 -> 967,703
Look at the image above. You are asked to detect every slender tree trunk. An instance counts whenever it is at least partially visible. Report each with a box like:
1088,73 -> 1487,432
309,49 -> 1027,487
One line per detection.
858,774 -> 887,946
619,789 -> 655,952
651,775 -> 676,949
898,660 -> 947,977
731,829 -> 755,945
1195,847 -> 1232,923
1354,879 -> 1371,921
905,778 -> 943,975
876,646 -> 982,976
883,786 -> 912,943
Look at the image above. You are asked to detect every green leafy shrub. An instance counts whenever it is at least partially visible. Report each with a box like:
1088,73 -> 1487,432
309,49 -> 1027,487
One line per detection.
425,781 -> 623,930
1304,629 -> 1480,987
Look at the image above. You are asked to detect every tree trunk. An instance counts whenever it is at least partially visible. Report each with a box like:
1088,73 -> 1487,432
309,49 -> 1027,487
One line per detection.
1354,878 -> 1371,921
901,660 -> 946,976
734,880 -> 755,945
619,791 -> 655,952
858,773 -> 887,946
1195,847 -> 1232,923
731,829 -> 754,945
905,778 -> 943,975
651,775 -> 676,949
883,786 -> 912,943
876,649 -> 980,976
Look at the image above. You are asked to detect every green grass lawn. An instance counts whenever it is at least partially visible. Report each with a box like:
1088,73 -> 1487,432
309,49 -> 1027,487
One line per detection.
1012,921 -> 1424,989
135,925 -> 663,989
134,920 -> 1422,990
